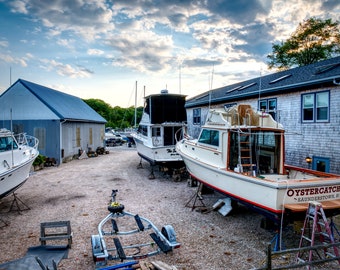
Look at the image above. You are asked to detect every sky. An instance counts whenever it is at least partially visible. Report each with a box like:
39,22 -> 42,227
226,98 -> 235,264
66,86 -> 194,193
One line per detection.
0,0 -> 339,108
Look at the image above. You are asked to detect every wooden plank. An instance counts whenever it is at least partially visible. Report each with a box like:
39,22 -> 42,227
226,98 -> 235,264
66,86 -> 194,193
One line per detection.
151,260 -> 178,270
285,199 -> 340,212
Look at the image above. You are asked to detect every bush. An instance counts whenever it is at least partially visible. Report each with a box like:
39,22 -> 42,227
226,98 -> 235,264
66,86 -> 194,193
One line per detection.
33,154 -> 46,166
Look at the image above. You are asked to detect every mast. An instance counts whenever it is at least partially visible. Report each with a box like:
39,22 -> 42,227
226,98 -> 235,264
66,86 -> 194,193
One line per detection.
134,81 -> 137,128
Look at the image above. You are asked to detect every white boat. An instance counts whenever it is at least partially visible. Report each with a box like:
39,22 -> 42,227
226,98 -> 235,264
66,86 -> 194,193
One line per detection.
132,90 -> 187,168
0,128 -> 39,199
176,104 -> 340,223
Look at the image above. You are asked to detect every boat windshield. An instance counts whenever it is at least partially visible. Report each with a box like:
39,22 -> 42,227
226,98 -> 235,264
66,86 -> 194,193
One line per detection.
198,129 -> 219,147
0,136 -> 19,152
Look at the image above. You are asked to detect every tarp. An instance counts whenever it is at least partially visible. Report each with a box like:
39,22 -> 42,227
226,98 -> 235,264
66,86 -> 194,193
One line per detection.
0,245 -> 69,270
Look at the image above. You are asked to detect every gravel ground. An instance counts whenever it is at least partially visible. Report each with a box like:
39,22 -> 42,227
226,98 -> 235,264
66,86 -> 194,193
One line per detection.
0,146 -> 339,270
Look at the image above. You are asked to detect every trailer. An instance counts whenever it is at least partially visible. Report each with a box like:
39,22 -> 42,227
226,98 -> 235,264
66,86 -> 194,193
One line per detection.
91,190 -> 180,268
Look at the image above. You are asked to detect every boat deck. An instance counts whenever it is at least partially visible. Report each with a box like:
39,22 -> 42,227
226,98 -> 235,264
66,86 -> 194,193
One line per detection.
284,199 -> 340,212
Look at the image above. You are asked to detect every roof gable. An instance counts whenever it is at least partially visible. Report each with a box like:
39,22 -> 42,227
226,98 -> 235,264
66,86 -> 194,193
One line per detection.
11,79 -> 106,123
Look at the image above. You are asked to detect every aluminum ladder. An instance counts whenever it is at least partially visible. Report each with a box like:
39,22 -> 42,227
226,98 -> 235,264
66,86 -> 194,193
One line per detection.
296,201 -> 340,269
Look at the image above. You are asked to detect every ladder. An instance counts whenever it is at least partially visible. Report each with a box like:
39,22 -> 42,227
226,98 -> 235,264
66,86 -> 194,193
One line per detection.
296,201 -> 340,269
238,130 -> 253,173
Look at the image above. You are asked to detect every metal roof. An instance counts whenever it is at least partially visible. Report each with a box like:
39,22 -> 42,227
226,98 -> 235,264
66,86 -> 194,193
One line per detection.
186,56 -> 340,108
13,79 -> 107,123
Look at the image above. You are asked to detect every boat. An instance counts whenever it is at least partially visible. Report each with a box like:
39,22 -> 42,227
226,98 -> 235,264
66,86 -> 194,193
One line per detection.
105,127 -> 125,146
0,128 -> 39,199
132,90 -> 187,171
176,104 -> 340,224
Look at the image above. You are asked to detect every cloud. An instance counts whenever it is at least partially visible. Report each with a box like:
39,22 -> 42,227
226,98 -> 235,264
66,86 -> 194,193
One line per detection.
9,0 -> 29,14
0,53 -> 29,67
0,40 -> 9,48
105,26 -> 174,73
183,58 -> 223,68
87,49 -> 105,56
203,0 -> 272,25
8,0 -> 114,41
40,59 -> 93,78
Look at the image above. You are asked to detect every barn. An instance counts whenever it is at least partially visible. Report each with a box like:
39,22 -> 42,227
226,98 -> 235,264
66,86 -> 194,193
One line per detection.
0,79 -> 107,165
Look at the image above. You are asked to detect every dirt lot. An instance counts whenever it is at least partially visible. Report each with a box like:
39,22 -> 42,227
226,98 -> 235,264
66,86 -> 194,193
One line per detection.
0,146 -> 339,270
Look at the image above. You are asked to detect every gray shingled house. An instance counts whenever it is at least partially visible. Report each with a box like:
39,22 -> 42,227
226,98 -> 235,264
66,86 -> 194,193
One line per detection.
185,57 -> 340,174
0,79 -> 107,165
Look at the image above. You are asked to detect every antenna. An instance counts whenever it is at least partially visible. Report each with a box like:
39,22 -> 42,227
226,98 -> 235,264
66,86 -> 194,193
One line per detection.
258,68 -> 262,104
179,64 -> 181,94
208,64 -> 214,111
210,64 -> 214,90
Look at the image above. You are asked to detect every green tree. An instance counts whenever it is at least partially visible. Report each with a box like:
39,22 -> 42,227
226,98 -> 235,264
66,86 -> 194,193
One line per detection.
267,17 -> 340,70
83,98 -> 143,130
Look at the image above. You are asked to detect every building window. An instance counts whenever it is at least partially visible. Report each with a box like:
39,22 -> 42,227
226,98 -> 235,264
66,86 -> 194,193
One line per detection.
312,156 -> 330,172
302,91 -> 329,122
89,128 -> 93,145
193,108 -> 201,125
258,98 -> 277,120
76,127 -> 81,147
34,127 -> 46,150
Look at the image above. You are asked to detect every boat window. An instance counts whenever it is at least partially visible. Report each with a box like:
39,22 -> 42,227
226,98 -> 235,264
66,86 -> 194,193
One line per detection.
0,137 -> 18,152
228,130 -> 281,174
138,125 -> 148,136
198,129 -> 219,147
257,132 -> 276,147
152,127 -> 161,137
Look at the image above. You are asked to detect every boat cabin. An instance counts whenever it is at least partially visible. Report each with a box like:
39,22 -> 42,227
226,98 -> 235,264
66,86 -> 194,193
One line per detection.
196,105 -> 285,176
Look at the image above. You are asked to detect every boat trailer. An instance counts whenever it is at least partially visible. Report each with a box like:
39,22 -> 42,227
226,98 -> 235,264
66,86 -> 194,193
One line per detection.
91,190 -> 180,268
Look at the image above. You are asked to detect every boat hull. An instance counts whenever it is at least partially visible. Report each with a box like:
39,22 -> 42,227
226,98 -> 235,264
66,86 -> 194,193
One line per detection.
133,136 -> 183,166
0,157 -> 37,198
0,131 -> 39,199
177,141 -> 340,222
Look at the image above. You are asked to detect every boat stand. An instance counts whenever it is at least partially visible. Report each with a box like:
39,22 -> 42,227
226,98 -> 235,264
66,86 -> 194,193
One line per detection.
137,158 -> 143,169
8,193 -> 30,213
185,182 -> 206,211
0,216 -> 8,227
148,165 -> 156,179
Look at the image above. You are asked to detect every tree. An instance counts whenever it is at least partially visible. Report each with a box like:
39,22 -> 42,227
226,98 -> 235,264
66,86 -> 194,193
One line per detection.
83,98 -> 143,129
267,17 -> 340,70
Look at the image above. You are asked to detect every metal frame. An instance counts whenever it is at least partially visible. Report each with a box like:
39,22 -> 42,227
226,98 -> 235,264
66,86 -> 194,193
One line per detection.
91,190 -> 180,268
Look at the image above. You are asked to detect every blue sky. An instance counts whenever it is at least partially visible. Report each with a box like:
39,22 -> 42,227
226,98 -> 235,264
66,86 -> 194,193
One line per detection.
0,0 -> 339,107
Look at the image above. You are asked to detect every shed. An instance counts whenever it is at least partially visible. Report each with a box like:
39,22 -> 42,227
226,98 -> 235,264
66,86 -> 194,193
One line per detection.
0,79 -> 107,165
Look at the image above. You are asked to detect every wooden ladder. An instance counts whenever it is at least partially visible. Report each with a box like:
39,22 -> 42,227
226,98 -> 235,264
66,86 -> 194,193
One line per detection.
296,201 -> 340,269
238,131 -> 253,173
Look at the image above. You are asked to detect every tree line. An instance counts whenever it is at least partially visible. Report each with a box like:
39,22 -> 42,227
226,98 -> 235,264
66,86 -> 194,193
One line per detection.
83,98 -> 143,130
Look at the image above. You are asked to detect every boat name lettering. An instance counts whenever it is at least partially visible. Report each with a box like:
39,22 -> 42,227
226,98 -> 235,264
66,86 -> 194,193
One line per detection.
287,185 -> 340,197
296,194 -> 336,202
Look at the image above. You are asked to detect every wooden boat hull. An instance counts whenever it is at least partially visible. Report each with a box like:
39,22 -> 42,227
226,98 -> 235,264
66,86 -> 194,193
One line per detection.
177,140 -> 340,223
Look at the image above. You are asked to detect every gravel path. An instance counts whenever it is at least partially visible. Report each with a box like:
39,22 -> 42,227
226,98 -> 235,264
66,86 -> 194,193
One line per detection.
0,146 -> 338,269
